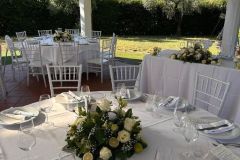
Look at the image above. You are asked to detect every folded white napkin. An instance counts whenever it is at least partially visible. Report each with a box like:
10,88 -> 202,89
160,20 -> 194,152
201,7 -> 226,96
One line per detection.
204,123 -> 235,134
13,110 -> 35,117
0,113 -> 24,124
197,120 -> 231,130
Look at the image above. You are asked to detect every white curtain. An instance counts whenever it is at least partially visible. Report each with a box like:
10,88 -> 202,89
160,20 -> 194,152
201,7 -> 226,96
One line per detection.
221,0 -> 240,58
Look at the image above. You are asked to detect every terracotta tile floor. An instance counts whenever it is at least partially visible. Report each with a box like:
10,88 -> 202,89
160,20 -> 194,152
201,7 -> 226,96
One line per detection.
0,65 -> 112,111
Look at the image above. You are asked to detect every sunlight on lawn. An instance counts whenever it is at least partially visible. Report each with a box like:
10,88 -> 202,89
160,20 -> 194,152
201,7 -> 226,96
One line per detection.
115,36 -> 221,60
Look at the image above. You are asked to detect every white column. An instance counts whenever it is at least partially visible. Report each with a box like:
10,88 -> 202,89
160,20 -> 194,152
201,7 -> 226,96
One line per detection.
221,0 -> 240,58
79,0 -> 92,37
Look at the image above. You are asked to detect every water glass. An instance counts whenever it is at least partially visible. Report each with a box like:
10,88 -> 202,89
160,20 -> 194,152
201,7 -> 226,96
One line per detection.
173,98 -> 188,133
39,94 -> 54,126
116,83 -> 127,98
20,119 -> 35,133
18,130 -> 36,160
81,85 -> 90,96
182,120 -> 199,158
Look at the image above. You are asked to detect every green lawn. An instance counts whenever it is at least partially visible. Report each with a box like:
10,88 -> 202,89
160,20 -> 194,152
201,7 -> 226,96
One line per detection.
0,36 -> 221,61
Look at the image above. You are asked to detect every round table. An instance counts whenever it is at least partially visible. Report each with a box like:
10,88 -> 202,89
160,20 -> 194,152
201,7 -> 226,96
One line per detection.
0,91 -> 239,160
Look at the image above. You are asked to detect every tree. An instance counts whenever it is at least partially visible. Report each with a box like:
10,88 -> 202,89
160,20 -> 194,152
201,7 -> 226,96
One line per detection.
161,0 -> 201,36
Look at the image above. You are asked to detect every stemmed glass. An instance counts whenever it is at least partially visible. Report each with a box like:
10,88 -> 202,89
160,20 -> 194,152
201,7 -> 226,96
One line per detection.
39,94 -> 54,126
117,83 -> 127,98
81,85 -> 90,96
182,120 -> 199,159
173,98 -> 188,133
18,120 -> 36,160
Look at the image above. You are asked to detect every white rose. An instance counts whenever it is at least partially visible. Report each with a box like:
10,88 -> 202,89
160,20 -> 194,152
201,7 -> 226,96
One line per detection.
96,99 -> 111,111
117,130 -> 130,143
99,147 -> 112,160
124,118 -> 136,131
108,112 -> 117,121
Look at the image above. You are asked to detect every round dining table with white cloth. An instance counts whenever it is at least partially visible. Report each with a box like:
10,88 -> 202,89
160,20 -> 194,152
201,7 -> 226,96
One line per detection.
0,91 -> 239,160
40,42 -> 99,71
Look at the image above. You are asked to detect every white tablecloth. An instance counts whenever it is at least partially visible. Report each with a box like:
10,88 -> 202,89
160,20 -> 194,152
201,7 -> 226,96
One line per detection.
41,43 -> 99,71
0,91 -> 239,160
140,55 -> 240,123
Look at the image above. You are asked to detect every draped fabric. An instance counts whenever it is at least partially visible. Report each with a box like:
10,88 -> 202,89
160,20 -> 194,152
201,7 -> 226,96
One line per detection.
221,0 -> 240,58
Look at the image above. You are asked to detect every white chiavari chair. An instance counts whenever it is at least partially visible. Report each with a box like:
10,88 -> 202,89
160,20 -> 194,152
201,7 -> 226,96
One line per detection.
21,41 -> 51,87
5,35 -> 28,80
109,64 -> 142,92
193,72 -> 230,115
86,39 -> 111,83
59,42 -> 79,66
0,46 -> 6,99
38,30 -> 52,36
16,31 -> 27,42
92,31 -> 102,39
65,29 -> 80,36
46,64 -> 82,97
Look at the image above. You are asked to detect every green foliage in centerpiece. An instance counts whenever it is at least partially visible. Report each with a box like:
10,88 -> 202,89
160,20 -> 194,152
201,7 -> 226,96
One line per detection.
170,43 -> 220,65
66,97 -> 147,160
151,47 -> 161,56
53,31 -> 72,42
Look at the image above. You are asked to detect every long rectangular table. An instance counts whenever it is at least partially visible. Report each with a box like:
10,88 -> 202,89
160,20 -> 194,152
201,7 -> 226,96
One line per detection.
0,91 -> 239,160
140,55 -> 240,123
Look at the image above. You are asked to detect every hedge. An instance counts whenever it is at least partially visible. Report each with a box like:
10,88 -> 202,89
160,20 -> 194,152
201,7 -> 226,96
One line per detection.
0,0 -> 225,36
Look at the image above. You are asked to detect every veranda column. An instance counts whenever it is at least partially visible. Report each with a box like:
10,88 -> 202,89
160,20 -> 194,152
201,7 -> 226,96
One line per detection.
221,0 -> 240,58
79,0 -> 92,37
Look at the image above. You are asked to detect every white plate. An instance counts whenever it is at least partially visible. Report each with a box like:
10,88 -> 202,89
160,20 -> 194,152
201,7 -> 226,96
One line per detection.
191,116 -> 240,140
0,106 -> 39,126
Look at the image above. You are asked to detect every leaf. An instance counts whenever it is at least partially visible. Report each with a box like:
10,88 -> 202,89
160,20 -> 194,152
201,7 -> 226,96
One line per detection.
95,128 -> 105,145
125,109 -> 133,118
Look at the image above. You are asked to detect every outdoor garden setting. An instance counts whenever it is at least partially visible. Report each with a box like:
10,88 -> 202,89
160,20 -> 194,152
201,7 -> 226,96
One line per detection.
0,0 -> 240,160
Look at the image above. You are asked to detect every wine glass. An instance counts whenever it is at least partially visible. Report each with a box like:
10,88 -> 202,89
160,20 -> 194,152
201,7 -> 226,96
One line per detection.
182,120 -> 199,158
18,129 -> 36,160
39,94 -> 54,126
117,83 -> 127,98
173,98 -> 188,133
20,119 -> 35,133
81,85 -> 90,96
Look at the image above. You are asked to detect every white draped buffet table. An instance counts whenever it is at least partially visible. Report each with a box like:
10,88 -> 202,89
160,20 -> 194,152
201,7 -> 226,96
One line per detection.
140,55 -> 240,123
0,91 -> 239,160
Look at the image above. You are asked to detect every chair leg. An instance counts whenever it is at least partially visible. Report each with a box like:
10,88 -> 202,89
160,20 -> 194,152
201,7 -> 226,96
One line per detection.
87,65 -> 89,81
41,68 -> 47,88
12,64 -> 16,81
101,67 -> 103,83
3,49 -> 8,76
27,67 -> 30,87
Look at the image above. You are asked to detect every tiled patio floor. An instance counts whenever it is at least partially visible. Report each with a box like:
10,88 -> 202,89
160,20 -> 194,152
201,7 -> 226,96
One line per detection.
0,65 -> 112,111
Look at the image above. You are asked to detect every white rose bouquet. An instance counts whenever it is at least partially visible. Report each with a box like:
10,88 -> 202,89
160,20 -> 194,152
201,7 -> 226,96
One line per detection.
66,97 -> 147,160
53,30 -> 72,42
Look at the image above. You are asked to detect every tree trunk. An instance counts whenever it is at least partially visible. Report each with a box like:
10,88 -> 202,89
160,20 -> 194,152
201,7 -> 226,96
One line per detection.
176,13 -> 183,36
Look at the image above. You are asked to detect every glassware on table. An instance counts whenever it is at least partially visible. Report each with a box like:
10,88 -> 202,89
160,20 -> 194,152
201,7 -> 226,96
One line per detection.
17,127 -> 36,160
173,98 -> 188,133
20,119 -> 35,133
39,94 -> 54,126
182,120 -> 199,159
59,152 -> 76,160
116,83 -> 127,98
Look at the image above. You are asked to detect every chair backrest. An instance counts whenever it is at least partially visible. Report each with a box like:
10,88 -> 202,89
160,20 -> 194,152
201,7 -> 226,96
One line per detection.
38,30 -> 52,36
59,42 -> 79,66
5,35 -> 14,51
92,31 -> 102,39
110,33 -> 117,58
21,41 -> 43,66
193,72 -> 230,115
46,64 -> 82,97
16,31 -> 27,42
65,29 -> 80,36
109,64 -> 142,92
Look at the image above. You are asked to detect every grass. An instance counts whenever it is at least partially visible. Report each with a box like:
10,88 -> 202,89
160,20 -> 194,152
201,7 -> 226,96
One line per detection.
0,36 -> 221,61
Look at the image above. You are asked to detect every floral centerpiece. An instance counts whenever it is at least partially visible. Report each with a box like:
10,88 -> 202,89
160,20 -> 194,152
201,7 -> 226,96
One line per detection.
150,47 -> 161,56
53,31 -> 72,42
65,97 -> 147,160
170,43 -> 220,65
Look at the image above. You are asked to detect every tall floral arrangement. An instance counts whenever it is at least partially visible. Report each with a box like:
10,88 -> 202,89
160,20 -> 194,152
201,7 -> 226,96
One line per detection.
66,97 -> 147,160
